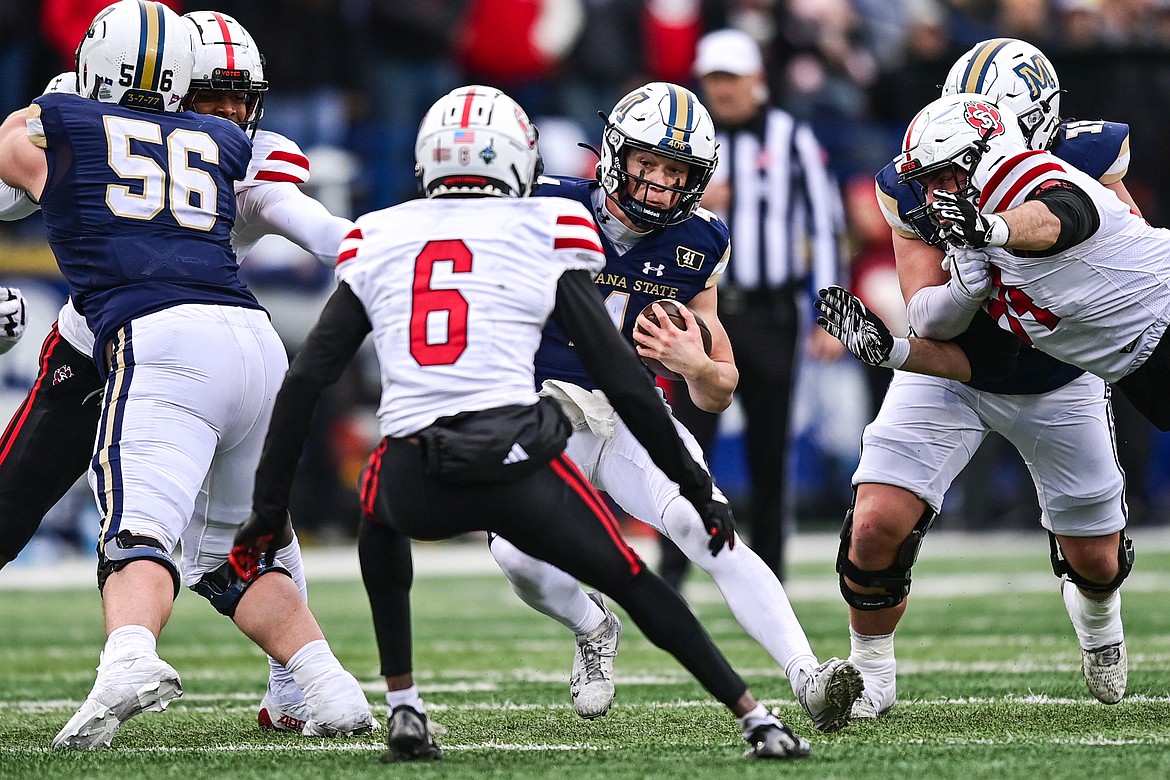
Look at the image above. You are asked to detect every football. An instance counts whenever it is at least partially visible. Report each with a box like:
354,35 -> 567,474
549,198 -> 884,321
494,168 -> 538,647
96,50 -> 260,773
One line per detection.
635,298 -> 713,381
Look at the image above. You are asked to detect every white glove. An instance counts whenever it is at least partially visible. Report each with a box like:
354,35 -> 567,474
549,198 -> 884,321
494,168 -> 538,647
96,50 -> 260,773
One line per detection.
43,72 -> 80,96
942,247 -> 993,307
0,288 -> 27,355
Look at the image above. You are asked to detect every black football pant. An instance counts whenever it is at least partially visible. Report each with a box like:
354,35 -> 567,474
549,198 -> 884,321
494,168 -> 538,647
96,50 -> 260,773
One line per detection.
360,437 -> 749,708
0,325 -> 103,566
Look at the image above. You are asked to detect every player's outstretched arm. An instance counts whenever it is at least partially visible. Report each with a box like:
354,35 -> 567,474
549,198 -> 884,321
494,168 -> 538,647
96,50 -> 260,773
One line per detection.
816,285 -> 974,381
553,270 -> 734,554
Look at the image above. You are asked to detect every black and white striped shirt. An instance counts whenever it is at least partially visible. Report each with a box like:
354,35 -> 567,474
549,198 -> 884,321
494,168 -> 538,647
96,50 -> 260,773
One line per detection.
713,107 -> 843,294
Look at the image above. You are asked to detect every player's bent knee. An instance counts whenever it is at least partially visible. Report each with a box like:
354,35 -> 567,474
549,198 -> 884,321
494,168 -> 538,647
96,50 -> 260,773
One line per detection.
1049,531 -> 1134,595
97,530 -> 181,598
837,505 -> 936,611
191,557 -> 290,617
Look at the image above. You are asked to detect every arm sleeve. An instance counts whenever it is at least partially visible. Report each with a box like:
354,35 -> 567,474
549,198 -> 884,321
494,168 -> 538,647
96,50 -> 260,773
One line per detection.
552,270 -> 712,500
1026,181 -> 1100,254
0,180 -> 37,220
234,182 -> 353,265
906,282 -> 980,340
252,282 -> 372,520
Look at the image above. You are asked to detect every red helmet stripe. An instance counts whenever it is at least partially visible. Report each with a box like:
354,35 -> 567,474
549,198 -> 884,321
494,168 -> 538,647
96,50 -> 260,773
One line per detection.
901,108 -> 924,165
459,87 -> 477,128
212,12 -> 236,69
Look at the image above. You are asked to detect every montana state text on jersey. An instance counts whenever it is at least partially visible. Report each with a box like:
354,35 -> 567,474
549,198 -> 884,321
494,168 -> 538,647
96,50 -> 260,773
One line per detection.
532,176 -> 730,389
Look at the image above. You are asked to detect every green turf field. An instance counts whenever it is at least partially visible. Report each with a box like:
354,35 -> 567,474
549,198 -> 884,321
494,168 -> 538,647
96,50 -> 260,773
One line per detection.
2,533 -> 1170,779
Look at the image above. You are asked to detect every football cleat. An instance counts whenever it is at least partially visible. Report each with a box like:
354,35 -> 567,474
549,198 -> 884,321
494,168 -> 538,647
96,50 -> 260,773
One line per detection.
569,591 -> 622,719
796,657 -> 864,732
850,695 -> 892,720
743,720 -> 812,760
52,653 -> 182,749
258,690 -> 310,733
1082,641 -> 1127,705
300,668 -> 376,737
380,705 -> 443,762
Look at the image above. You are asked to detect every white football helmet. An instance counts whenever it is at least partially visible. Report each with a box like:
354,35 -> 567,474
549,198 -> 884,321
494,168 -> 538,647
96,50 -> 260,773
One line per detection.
896,94 -> 1028,244
415,85 -> 541,198
942,38 -> 1062,151
598,82 -> 718,229
182,11 -> 268,134
76,0 -> 195,113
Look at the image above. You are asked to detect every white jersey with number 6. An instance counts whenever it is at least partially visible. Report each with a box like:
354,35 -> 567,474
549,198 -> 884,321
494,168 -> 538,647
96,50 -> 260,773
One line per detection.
336,196 -> 605,437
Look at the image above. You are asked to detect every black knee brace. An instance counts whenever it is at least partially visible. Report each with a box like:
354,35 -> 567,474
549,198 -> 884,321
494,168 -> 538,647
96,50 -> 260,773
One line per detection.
1049,531 -> 1134,595
191,557 -> 290,618
836,504 -> 936,611
97,530 -> 181,598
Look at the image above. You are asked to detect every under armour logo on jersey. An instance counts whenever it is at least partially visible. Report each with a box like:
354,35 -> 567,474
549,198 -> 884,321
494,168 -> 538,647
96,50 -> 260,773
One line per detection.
643,262 -> 665,277
53,365 -> 73,386
502,442 -> 529,465
676,247 -> 705,271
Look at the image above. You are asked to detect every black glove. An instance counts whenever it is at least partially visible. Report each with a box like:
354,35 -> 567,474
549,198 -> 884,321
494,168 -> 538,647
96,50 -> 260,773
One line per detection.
683,486 -> 736,556
815,285 -> 898,368
928,189 -> 1009,249
229,511 -> 293,582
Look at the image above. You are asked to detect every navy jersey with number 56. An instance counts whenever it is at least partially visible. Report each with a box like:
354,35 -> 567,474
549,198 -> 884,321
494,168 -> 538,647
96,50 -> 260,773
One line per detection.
532,176 -> 730,389
32,93 -> 261,368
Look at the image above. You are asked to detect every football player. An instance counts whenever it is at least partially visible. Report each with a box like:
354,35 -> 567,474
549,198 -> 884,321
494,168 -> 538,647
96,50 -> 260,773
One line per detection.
231,84 -> 812,762
0,3 -> 367,745
468,81 -> 862,733
835,39 -> 1135,718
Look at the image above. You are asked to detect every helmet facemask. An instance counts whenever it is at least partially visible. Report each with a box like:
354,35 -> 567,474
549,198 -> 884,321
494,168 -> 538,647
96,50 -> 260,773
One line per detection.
181,11 -> 268,136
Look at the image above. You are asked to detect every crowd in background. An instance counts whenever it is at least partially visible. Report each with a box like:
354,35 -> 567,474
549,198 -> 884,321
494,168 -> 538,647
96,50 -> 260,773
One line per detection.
4,0 -> 1170,555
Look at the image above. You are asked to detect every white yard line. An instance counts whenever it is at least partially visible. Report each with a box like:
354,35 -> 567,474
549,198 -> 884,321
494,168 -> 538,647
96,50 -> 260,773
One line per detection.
5,527 -> 1170,591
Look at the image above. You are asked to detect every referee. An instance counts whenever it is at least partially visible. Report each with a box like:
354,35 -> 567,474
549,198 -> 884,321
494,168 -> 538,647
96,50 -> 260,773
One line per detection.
661,28 -> 844,584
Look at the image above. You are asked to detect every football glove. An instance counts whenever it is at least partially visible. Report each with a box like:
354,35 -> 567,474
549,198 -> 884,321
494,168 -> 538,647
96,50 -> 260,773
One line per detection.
682,485 -> 736,555
942,246 -> 993,305
0,288 -> 27,355
43,72 -> 80,95
928,190 -> 1009,249
229,511 -> 293,582
815,285 -> 908,369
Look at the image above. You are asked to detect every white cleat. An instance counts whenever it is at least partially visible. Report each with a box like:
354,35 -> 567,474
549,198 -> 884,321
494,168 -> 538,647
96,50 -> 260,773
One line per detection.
796,657 -> 864,732
258,689 -> 311,733
570,591 -> 622,719
849,694 -> 892,720
1082,641 -> 1127,704
301,669 -> 376,736
52,654 -> 182,749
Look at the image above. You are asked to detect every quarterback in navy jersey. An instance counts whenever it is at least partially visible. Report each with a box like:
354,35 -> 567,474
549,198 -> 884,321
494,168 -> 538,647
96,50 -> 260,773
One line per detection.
0,0 -> 372,749
532,175 -> 730,390
488,82 -> 865,733
834,39 -> 1133,720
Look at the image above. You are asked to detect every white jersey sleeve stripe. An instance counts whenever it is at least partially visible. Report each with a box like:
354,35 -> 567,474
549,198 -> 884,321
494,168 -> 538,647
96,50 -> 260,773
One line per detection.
255,149 -> 311,184
553,208 -> 605,261
337,228 -> 363,265
981,151 -> 1071,213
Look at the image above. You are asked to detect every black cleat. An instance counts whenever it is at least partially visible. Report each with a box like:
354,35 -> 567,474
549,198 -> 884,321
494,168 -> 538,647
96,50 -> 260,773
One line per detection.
743,721 -> 812,760
380,705 -> 443,763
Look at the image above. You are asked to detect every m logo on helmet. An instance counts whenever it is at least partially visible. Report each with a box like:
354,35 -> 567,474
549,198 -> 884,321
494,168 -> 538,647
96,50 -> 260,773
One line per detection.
963,102 -> 1004,138
1013,55 -> 1057,101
